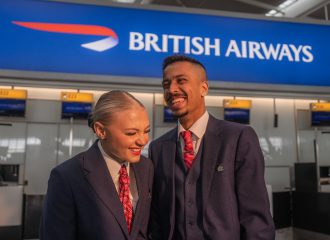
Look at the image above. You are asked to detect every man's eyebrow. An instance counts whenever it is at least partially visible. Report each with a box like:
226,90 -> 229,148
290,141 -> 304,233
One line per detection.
174,74 -> 187,78
162,74 -> 188,84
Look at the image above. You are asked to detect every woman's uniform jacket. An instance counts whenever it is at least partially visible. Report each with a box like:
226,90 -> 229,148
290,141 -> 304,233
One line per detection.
39,140 -> 154,240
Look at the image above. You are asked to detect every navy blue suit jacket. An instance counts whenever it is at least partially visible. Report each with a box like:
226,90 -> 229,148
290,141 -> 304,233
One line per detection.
148,115 -> 275,240
40,140 -> 154,240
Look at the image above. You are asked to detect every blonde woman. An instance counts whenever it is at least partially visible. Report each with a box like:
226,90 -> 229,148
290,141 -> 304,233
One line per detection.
40,90 -> 153,240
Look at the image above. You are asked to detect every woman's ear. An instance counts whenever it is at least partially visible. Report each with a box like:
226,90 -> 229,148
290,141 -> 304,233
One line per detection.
94,122 -> 106,140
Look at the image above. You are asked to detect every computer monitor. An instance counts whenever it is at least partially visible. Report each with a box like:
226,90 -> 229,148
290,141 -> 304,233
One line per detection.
164,106 -> 177,123
62,102 -> 92,120
0,99 -> 25,117
224,108 -> 250,125
311,111 -> 330,126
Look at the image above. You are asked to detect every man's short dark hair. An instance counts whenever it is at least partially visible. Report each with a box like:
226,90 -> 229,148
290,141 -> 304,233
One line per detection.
162,54 -> 206,72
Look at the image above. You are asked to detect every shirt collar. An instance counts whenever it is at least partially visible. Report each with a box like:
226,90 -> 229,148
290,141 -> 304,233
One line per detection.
97,140 -> 129,176
177,111 -> 209,140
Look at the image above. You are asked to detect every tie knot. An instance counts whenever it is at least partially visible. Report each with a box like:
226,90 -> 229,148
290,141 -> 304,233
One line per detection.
180,130 -> 192,142
119,164 -> 128,176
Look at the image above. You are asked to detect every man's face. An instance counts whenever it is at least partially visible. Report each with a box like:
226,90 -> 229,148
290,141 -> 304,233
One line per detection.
162,61 -> 208,119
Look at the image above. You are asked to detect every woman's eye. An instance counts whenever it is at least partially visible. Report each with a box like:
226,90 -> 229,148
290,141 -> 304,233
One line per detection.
126,132 -> 136,136
145,129 -> 150,133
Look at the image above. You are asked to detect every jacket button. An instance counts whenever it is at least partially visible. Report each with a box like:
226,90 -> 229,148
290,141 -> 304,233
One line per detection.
187,221 -> 194,227
187,181 -> 193,186
187,200 -> 193,206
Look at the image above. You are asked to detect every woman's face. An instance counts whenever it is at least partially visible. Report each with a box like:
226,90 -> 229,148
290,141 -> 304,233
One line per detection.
95,107 -> 150,163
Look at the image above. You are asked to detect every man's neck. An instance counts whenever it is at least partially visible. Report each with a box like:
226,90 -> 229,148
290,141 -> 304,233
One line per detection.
179,108 -> 206,130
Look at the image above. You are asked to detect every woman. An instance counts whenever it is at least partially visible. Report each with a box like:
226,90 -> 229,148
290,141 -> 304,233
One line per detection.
40,90 -> 153,240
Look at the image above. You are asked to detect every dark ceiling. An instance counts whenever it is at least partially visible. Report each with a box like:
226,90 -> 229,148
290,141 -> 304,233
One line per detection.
307,4 -> 330,20
149,0 -> 330,20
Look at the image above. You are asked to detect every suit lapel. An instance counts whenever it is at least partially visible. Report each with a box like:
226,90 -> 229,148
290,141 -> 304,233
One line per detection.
161,128 -> 177,235
129,161 -> 148,239
201,115 -> 223,214
83,140 -> 130,240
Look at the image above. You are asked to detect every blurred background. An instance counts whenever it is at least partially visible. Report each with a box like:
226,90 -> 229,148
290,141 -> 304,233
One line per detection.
0,0 -> 330,239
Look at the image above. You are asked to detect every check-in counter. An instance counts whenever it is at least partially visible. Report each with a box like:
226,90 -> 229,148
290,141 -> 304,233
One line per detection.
0,185 -> 23,240
292,163 -> 330,235
0,185 -> 23,227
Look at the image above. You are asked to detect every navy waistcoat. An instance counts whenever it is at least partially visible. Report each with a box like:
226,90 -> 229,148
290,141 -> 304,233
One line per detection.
174,138 -> 205,240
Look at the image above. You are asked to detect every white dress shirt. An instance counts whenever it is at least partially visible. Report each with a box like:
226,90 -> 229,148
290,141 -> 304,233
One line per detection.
97,141 -> 139,214
178,111 -> 209,155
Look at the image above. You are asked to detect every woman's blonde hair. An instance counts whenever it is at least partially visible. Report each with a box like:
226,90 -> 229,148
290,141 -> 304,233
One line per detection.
87,90 -> 144,132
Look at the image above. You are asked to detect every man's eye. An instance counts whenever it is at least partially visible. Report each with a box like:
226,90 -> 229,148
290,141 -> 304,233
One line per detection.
163,84 -> 169,89
178,79 -> 186,83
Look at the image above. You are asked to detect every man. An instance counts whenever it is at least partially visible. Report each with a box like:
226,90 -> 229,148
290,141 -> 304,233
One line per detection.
148,55 -> 275,240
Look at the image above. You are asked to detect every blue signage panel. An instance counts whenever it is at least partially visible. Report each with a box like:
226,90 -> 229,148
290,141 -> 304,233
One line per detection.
62,102 -> 92,119
224,109 -> 250,125
0,0 -> 330,86
0,99 -> 26,117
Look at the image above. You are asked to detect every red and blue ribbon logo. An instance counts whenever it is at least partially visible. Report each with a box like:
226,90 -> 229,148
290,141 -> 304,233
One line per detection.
12,22 -> 119,52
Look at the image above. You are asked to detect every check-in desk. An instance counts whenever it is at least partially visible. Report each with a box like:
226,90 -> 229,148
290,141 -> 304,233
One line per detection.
292,163 -> 330,235
0,185 -> 23,240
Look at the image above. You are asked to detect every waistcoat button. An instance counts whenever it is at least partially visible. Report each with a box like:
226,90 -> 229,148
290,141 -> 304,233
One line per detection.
187,200 -> 193,206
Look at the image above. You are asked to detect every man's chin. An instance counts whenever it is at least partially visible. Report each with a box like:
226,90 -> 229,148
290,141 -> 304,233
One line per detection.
172,110 -> 188,119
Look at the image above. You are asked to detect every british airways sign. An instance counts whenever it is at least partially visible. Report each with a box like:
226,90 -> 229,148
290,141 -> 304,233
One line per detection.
12,22 -> 119,52
0,0 -> 329,87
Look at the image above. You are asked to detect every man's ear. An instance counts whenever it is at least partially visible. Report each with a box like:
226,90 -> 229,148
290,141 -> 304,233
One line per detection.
201,81 -> 209,97
94,122 -> 106,140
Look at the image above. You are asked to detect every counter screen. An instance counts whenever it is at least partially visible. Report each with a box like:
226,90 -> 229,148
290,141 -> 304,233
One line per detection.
62,102 -> 92,120
164,106 -> 177,123
0,99 -> 25,117
311,111 -> 330,126
224,108 -> 250,125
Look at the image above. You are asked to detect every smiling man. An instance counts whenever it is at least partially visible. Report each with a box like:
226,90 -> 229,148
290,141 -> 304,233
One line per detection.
148,55 -> 275,240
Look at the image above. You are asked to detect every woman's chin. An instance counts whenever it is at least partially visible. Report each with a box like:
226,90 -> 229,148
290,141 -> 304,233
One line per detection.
126,156 -> 141,164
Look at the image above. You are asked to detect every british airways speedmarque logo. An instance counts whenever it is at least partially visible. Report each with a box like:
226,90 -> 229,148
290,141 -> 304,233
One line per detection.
12,22 -> 119,52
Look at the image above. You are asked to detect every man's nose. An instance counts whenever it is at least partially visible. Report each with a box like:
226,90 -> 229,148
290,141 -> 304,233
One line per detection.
168,82 -> 179,94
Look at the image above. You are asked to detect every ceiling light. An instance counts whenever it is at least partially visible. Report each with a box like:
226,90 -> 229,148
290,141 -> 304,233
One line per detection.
278,0 -> 297,9
112,0 -> 135,3
265,0 -> 298,17
268,10 -> 277,15
274,12 -> 284,17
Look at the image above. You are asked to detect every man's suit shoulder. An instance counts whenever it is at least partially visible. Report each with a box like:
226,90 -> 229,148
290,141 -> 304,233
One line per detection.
150,127 -> 176,147
219,119 -> 250,133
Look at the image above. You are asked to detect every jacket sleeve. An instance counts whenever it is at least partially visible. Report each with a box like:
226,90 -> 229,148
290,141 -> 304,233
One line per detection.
234,126 -> 275,240
39,167 -> 76,240
147,142 -> 164,240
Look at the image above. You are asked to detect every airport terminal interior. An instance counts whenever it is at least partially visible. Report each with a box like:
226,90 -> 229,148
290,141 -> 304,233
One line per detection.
1,0 -> 330,240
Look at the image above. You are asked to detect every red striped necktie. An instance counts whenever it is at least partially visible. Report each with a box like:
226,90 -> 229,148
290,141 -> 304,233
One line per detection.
180,130 -> 196,170
119,164 -> 133,233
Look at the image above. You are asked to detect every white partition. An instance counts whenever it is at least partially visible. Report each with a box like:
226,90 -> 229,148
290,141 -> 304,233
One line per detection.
24,123 -> 58,195
57,124 -> 94,165
265,167 -> 291,192
0,186 -> 23,226
236,97 -> 297,167
266,185 -> 273,217
0,122 -> 26,165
